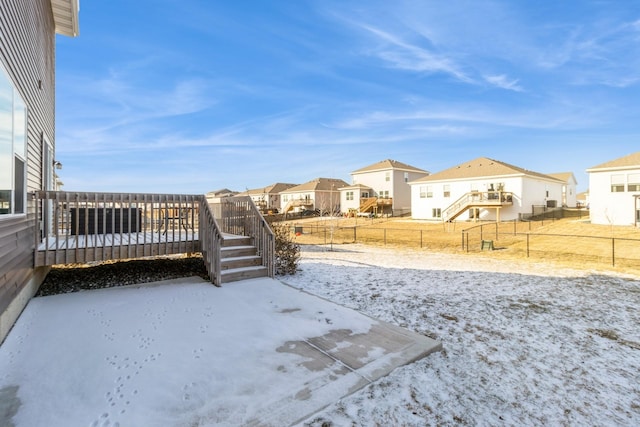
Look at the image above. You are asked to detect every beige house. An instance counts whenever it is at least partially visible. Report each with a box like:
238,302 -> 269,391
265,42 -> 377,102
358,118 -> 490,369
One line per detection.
0,0 -> 79,342
238,183 -> 297,213
280,178 -> 348,216
340,159 -> 429,216
587,152 -> 640,226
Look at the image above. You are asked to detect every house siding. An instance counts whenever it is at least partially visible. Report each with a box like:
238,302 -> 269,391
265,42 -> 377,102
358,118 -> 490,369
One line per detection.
0,0 -> 56,342
411,175 -> 563,221
589,169 -> 640,226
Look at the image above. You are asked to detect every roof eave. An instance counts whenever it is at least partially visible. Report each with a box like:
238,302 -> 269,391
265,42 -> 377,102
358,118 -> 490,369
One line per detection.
51,0 -> 80,37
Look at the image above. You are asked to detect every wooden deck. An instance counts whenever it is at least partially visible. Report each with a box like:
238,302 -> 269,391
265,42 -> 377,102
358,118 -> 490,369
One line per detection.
33,191 -> 275,285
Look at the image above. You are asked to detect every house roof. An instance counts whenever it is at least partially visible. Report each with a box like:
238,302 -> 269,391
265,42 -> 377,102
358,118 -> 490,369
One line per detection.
337,184 -> 373,191
282,178 -> 349,193
410,157 -> 563,184
243,183 -> 298,195
547,172 -> 577,185
51,0 -> 80,37
206,188 -> 237,197
352,159 -> 428,174
586,151 -> 640,172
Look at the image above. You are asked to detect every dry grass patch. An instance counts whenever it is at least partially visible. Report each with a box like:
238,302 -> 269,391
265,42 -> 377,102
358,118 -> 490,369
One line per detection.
280,216 -> 640,277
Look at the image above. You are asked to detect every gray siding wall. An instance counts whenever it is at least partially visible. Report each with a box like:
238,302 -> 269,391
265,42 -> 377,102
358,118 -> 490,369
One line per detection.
0,0 -> 56,338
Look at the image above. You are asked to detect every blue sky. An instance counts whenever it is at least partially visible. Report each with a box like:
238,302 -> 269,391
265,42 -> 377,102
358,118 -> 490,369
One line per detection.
55,1 -> 640,194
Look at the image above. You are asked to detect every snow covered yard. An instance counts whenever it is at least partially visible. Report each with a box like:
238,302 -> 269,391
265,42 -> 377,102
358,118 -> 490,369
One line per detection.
287,244 -> 640,427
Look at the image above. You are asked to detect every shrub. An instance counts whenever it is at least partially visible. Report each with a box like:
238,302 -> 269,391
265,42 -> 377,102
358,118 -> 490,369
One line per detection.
269,221 -> 300,275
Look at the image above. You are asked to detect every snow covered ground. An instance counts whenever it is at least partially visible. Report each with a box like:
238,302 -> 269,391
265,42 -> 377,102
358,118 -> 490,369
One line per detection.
285,244 -> 640,426
2,243 -> 639,426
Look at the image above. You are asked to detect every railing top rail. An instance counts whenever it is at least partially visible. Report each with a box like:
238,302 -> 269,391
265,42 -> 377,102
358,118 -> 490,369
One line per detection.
34,190 -> 204,199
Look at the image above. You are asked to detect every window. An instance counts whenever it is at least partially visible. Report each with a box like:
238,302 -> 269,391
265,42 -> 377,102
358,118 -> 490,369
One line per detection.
346,191 -> 354,201
361,191 -> 369,198
379,190 -> 389,198
282,194 -> 289,202
628,174 -> 640,192
404,172 -> 409,183
0,65 -> 27,215
432,208 -> 441,218
443,184 -> 450,198
426,185 -> 433,198
611,174 -> 625,192
419,186 -> 426,198
385,172 -> 390,182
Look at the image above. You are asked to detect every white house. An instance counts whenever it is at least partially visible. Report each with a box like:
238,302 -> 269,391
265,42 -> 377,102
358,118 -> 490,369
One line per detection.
410,157 -> 566,222
340,159 -> 429,216
239,182 -> 297,213
586,152 -> 640,226
547,172 -> 578,207
279,178 -> 348,215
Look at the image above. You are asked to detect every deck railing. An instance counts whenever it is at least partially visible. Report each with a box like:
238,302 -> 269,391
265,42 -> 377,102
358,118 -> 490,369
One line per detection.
199,200 -> 223,286
33,191 -> 275,284
442,191 -> 514,222
210,196 -> 275,277
34,191 -> 202,266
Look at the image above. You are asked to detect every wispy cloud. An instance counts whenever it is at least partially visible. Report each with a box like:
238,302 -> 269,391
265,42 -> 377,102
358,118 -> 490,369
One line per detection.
483,74 -> 524,92
355,23 -> 473,83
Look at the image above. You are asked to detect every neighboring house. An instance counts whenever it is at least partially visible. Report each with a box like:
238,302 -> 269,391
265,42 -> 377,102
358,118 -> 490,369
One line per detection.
547,172 -> 578,207
340,159 -> 429,216
238,183 -> 297,213
0,0 -> 79,342
205,188 -> 238,204
586,152 -> 640,227
410,157 -> 565,222
576,191 -> 589,208
279,178 -> 349,215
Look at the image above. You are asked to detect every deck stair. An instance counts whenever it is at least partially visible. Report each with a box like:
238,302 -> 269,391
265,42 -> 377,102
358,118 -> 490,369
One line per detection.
220,235 -> 269,283
442,191 -> 513,222
359,197 -> 379,213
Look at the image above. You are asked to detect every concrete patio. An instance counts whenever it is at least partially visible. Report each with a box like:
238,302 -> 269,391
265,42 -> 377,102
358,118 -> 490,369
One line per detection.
0,276 -> 441,427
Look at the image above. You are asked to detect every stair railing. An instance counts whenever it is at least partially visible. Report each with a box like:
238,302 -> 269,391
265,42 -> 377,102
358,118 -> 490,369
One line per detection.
217,196 -> 275,278
199,198 -> 223,286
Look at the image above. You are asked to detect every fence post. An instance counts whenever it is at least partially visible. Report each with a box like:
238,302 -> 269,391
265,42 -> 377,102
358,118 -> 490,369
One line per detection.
466,232 -> 469,253
526,233 -> 530,257
495,222 -> 498,241
420,230 -> 423,248
480,225 -> 483,242
461,231 -> 465,250
384,229 -> 387,245
353,226 -> 356,243
612,238 -> 615,266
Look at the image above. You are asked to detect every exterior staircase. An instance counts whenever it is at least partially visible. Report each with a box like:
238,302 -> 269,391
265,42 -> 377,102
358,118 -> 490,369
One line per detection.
359,197 -> 379,213
220,235 -> 269,283
442,191 -> 514,222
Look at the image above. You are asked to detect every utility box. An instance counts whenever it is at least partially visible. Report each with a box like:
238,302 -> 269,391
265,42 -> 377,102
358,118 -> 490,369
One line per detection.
71,208 -> 142,235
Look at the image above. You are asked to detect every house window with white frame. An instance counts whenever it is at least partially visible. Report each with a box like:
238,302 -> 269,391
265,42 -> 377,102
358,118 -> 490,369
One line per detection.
404,172 -> 409,183
379,190 -> 389,198
346,191 -> 354,201
419,186 -> 426,198
611,174 -> 625,192
427,185 -> 433,198
282,194 -> 288,202
628,174 -> 640,192
385,172 -> 390,182
0,65 -> 27,216
362,191 -> 369,198
432,208 -> 441,218
443,184 -> 450,198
